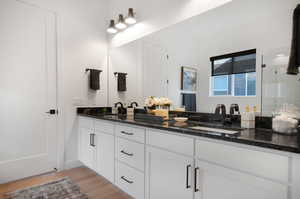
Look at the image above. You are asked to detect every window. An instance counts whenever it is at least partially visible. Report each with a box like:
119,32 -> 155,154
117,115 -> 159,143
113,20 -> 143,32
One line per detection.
210,49 -> 256,96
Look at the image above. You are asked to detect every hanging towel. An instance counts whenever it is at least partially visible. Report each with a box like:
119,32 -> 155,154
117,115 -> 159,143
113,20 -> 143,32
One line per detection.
117,73 -> 127,92
287,4 -> 300,75
89,69 -> 101,90
182,93 -> 196,112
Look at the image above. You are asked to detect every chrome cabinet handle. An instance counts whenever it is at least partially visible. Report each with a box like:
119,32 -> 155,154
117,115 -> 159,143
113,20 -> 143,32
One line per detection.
194,167 -> 199,192
89,134 -> 92,146
121,131 -> 134,136
186,165 -> 191,189
121,176 -> 133,184
120,150 -> 133,156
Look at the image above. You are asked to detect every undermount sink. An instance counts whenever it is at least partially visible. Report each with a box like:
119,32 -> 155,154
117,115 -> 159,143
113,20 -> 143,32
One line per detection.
189,126 -> 240,135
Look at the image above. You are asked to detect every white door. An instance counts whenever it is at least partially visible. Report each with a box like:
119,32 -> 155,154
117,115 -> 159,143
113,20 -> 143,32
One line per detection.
95,132 -> 115,183
79,128 -> 96,170
145,147 -> 194,199
195,160 -> 288,199
0,0 -> 58,183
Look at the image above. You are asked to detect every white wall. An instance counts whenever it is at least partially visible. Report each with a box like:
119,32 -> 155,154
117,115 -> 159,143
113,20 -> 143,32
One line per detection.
109,0 -> 300,115
22,0 -> 109,168
107,0 -> 232,47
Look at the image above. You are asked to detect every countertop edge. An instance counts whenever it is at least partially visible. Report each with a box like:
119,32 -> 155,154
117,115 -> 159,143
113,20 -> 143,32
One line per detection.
78,113 -> 300,154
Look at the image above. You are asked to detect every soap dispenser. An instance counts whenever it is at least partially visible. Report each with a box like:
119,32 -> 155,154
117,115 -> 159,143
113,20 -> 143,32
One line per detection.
127,102 -> 138,116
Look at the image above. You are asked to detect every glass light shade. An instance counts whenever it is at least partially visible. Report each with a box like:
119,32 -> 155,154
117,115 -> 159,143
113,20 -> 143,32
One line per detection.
107,20 -> 117,34
116,14 -> 127,30
125,8 -> 137,24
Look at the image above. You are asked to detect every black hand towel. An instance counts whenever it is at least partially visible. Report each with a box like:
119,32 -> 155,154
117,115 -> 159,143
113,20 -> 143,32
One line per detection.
287,4 -> 300,75
117,73 -> 127,92
89,69 -> 101,90
182,93 -> 196,112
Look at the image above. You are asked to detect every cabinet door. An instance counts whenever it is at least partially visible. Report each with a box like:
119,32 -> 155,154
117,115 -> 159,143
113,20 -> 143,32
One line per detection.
96,132 -> 115,183
78,128 -> 96,170
292,157 -> 300,199
145,147 -> 193,199
195,160 -> 288,199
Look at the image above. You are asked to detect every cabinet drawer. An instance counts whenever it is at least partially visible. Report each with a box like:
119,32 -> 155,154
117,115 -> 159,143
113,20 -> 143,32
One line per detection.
78,116 -> 94,130
116,137 -> 145,171
195,139 -> 289,182
94,120 -> 114,135
116,125 -> 145,143
146,129 -> 194,156
116,161 -> 144,199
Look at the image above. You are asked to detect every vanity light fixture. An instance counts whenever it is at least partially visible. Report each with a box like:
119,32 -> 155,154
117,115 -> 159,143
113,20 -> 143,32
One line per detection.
125,8 -> 137,25
107,20 -> 118,34
115,14 -> 127,30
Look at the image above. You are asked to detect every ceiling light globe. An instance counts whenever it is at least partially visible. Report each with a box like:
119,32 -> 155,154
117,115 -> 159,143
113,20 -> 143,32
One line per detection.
125,17 -> 136,25
107,27 -> 117,34
116,14 -> 127,30
107,20 -> 118,34
115,22 -> 127,30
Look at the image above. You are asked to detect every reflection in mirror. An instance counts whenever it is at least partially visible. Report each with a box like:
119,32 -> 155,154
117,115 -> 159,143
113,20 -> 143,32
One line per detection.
108,0 -> 299,116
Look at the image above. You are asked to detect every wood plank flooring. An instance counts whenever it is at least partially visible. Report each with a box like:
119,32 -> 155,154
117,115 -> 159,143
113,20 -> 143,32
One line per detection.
0,167 -> 133,199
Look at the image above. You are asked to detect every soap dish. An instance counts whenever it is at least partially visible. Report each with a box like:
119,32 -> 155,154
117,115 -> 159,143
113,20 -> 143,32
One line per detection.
174,117 -> 188,123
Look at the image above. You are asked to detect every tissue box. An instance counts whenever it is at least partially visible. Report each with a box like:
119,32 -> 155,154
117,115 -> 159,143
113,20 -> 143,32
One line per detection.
272,115 -> 298,134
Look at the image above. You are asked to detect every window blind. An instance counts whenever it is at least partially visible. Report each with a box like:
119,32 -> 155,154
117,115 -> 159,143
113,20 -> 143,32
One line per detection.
210,49 -> 256,76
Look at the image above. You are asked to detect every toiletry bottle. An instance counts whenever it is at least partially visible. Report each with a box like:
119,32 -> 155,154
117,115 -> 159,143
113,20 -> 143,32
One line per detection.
253,105 -> 257,113
245,105 -> 250,113
241,105 -> 255,129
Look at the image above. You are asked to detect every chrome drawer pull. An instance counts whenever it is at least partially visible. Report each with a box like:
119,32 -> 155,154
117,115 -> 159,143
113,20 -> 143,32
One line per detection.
120,150 -> 134,156
194,167 -> 199,192
121,176 -> 133,184
121,131 -> 134,136
186,165 -> 191,189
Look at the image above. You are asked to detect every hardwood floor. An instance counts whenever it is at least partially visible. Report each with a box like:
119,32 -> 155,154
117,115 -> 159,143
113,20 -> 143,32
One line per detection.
0,167 -> 133,199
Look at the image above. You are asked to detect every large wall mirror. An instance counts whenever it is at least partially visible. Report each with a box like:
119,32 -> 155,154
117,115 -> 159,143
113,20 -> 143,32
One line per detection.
108,0 -> 300,116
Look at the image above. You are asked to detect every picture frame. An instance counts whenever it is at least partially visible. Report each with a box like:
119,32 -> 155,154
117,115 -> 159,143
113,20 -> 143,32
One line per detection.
181,66 -> 197,91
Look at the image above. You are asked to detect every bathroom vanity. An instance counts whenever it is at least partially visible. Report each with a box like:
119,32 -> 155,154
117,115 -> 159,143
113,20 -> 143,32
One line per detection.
77,112 -> 300,199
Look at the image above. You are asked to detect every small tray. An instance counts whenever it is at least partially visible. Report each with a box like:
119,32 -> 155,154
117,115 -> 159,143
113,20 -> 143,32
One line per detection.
134,113 -> 164,124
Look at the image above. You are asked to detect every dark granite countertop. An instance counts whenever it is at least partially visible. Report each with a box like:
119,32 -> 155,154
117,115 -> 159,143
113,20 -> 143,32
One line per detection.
78,113 -> 300,154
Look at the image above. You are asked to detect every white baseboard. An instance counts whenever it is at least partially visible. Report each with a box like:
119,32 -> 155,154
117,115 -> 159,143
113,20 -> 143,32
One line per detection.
64,159 -> 83,170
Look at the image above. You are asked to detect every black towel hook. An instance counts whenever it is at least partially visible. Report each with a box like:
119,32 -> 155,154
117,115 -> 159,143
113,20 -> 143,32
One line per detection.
114,72 -> 128,77
85,68 -> 102,73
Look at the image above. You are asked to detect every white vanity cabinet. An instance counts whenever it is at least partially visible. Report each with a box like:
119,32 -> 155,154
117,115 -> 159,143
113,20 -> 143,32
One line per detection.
78,128 -> 96,170
145,130 -> 194,199
292,156 -> 300,199
94,120 -> 115,183
145,147 -> 194,199
78,117 -> 96,170
195,139 -> 289,199
77,117 -> 299,199
78,117 -> 115,183
194,160 -> 288,199
115,124 -> 146,199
